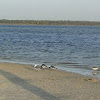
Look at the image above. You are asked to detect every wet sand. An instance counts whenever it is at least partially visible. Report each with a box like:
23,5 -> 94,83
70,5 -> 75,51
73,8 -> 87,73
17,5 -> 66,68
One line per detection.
0,62 -> 100,100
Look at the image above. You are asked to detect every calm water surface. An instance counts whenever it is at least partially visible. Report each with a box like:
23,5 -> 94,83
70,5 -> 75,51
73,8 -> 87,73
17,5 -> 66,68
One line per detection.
0,25 -> 100,78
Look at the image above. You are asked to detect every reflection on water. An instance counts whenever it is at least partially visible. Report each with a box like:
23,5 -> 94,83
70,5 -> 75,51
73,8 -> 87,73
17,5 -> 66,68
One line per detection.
92,71 -> 98,75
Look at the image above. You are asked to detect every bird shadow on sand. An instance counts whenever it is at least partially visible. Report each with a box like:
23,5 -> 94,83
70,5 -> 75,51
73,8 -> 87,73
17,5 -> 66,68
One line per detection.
0,69 -> 60,100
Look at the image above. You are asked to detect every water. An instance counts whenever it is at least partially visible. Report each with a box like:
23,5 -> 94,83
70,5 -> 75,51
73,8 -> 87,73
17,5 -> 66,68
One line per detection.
0,25 -> 100,78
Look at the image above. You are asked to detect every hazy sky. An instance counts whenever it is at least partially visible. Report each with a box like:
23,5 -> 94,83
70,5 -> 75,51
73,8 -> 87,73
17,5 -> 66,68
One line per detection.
0,0 -> 100,21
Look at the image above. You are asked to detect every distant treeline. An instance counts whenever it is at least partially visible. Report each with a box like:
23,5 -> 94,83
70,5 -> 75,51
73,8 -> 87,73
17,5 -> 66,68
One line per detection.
0,19 -> 100,26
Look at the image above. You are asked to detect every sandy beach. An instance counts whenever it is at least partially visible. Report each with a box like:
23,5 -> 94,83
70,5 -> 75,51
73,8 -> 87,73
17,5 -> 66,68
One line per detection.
0,62 -> 100,100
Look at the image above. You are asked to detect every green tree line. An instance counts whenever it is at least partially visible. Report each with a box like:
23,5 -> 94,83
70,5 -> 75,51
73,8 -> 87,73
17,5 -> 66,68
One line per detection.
0,19 -> 100,26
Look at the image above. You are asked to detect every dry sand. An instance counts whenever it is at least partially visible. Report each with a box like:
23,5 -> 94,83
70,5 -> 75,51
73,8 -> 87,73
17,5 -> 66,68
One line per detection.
0,62 -> 100,100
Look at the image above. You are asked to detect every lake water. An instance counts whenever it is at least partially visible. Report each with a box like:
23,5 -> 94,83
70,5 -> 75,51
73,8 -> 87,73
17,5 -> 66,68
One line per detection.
0,25 -> 100,78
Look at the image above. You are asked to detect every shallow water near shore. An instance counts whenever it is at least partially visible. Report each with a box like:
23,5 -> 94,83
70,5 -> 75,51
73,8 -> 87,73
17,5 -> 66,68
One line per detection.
0,25 -> 100,78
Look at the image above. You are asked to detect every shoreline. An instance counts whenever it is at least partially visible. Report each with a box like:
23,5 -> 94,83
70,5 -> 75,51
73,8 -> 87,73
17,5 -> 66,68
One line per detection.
0,60 -> 100,79
0,62 -> 100,100
0,59 -> 100,78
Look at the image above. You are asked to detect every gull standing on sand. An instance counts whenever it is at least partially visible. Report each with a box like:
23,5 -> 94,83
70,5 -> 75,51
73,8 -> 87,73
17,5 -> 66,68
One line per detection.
49,65 -> 57,69
33,64 -> 37,69
33,64 -> 41,70
92,66 -> 98,71
41,64 -> 47,69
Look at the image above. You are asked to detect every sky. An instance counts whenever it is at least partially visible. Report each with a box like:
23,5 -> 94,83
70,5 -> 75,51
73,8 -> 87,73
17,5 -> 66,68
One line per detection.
0,0 -> 100,21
